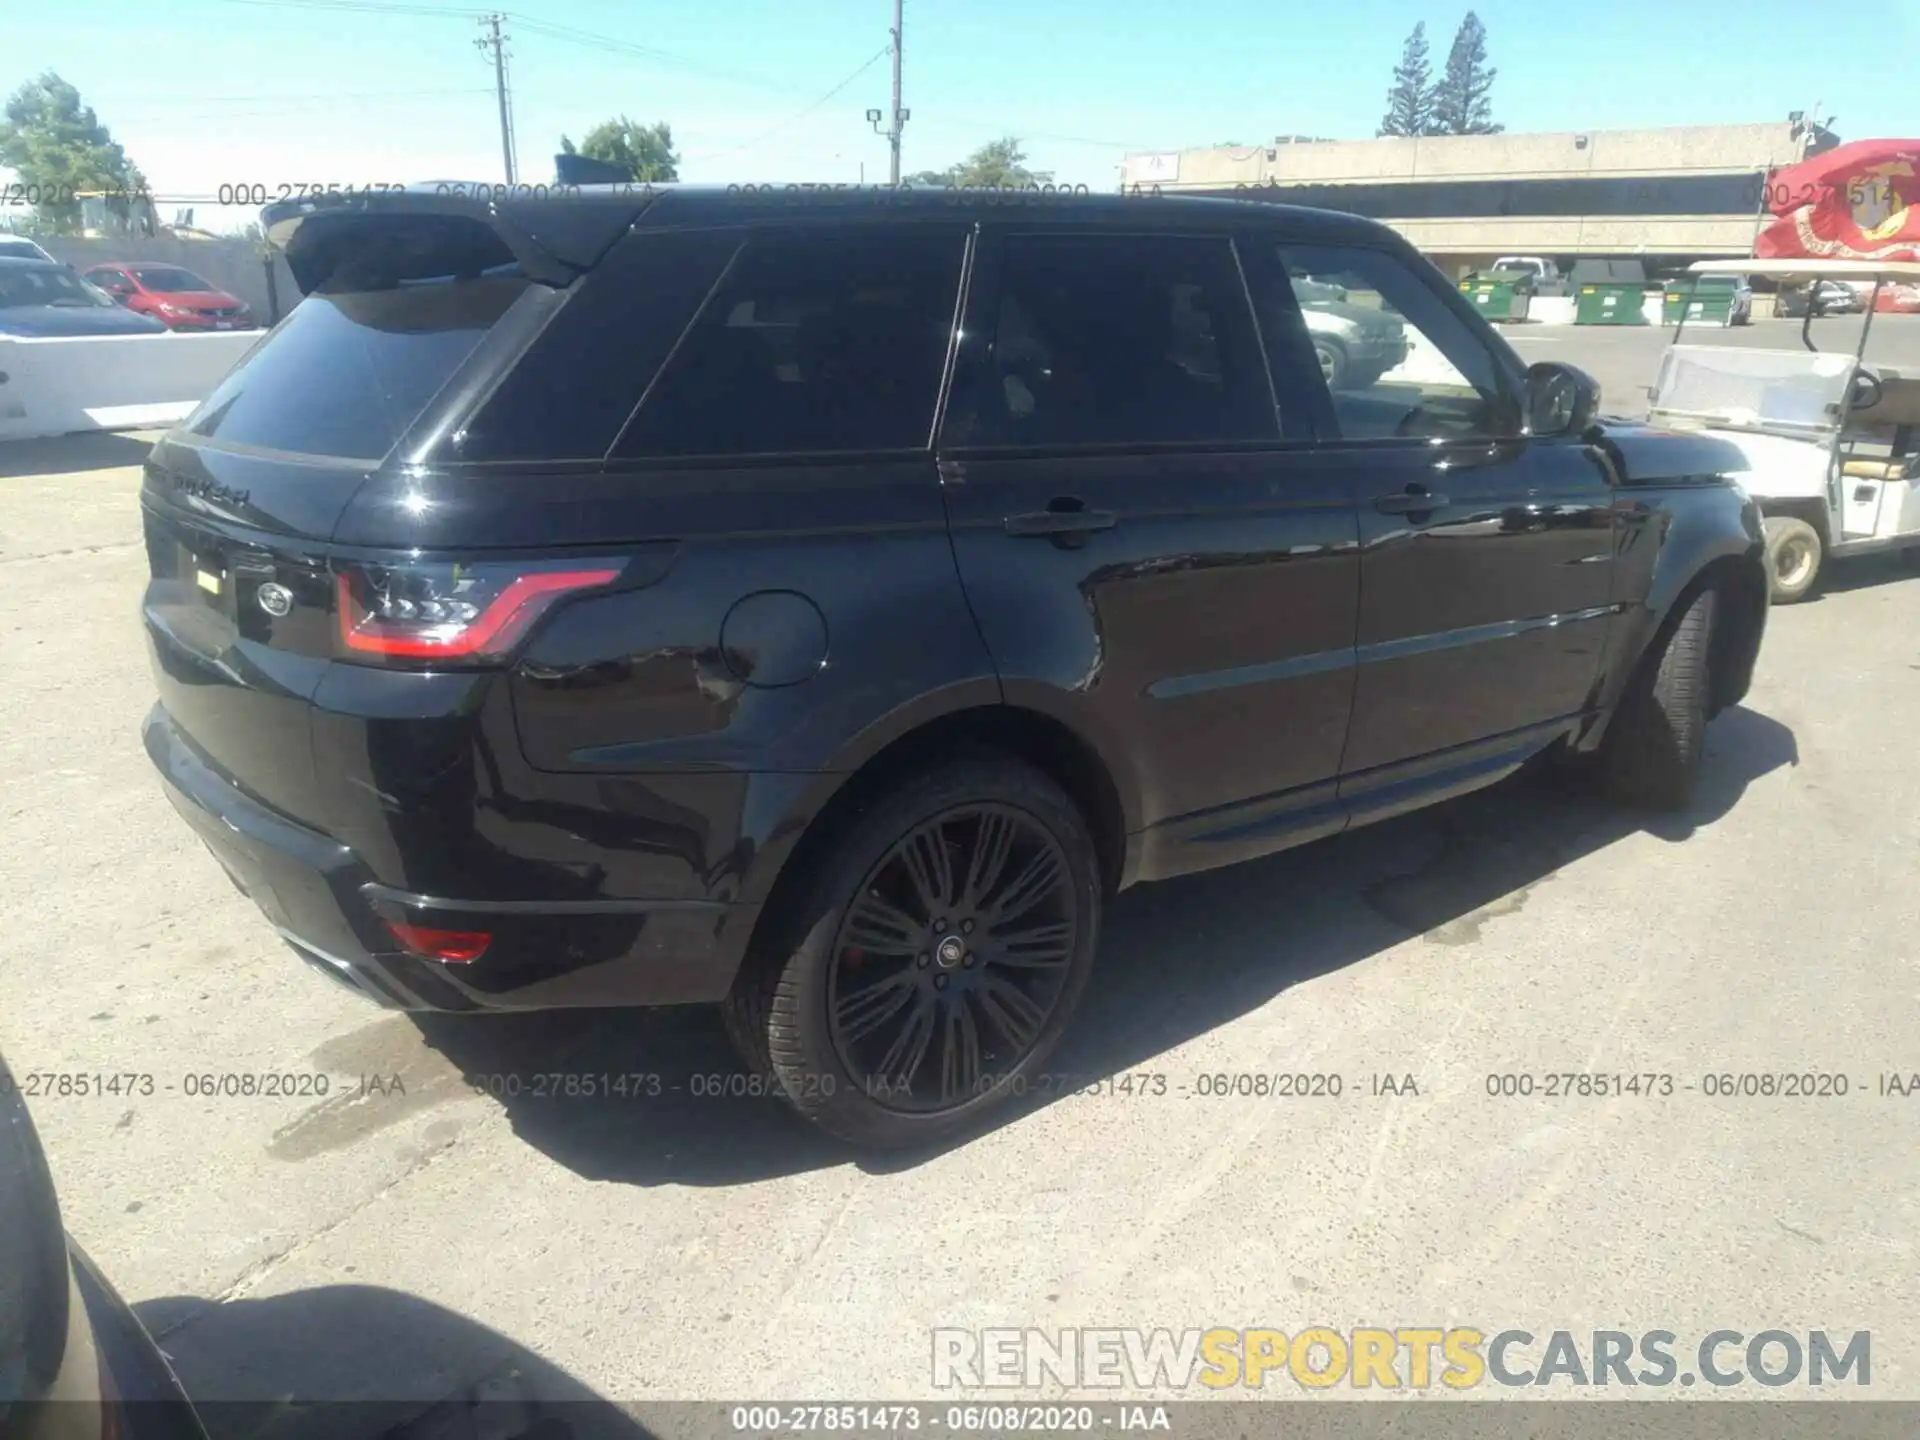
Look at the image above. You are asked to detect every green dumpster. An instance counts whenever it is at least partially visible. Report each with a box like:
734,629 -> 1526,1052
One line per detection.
1662,276 -> 1739,327
1571,260 -> 1651,326
1458,270 -> 1533,323
1575,283 -> 1650,325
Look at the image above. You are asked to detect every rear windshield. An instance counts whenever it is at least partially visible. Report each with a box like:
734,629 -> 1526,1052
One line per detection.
185,272 -> 530,461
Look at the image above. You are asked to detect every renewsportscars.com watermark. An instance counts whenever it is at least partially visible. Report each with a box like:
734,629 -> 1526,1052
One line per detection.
932,1327 -> 1871,1392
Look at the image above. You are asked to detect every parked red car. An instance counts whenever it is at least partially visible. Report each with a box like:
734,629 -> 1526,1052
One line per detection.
82,262 -> 257,330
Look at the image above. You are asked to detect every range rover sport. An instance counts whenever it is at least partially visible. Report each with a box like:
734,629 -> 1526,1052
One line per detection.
140,184 -> 1768,1149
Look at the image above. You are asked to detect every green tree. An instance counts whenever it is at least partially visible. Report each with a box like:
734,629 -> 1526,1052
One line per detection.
557,117 -> 679,181
906,137 -> 1053,188
0,72 -> 146,233
1377,24 -> 1434,138
1430,13 -> 1502,136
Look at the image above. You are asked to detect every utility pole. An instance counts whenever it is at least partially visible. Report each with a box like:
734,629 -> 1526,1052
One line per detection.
476,13 -> 516,184
867,0 -> 909,184
888,0 -> 904,185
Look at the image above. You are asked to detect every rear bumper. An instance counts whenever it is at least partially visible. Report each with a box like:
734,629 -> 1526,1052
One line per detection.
143,704 -> 760,1011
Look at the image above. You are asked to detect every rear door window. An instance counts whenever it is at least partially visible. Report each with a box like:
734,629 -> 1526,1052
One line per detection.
450,230 -> 742,463
185,271 -> 531,462
942,233 -> 1279,448
612,226 -> 967,460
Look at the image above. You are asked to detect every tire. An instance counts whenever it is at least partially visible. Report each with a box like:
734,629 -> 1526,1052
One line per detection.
1599,585 -> 1717,812
723,757 -> 1102,1150
1763,514 -> 1823,603
1312,337 -> 1349,391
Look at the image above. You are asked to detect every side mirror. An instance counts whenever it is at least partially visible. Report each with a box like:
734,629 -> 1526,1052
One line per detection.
1525,360 -> 1600,437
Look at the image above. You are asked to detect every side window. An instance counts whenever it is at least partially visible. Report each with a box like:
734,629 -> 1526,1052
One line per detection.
945,233 -> 1278,448
614,226 -> 966,459
451,230 -> 741,462
1270,243 -> 1518,441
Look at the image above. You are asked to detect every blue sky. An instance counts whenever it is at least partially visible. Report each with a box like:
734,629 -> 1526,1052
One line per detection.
5,0 -> 1917,232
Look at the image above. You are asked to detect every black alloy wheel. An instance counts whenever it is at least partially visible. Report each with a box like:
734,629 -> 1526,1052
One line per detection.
829,804 -> 1078,1111
724,757 -> 1102,1149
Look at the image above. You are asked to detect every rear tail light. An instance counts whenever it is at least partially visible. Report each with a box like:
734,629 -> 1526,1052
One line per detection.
383,920 -> 491,963
335,558 -> 621,665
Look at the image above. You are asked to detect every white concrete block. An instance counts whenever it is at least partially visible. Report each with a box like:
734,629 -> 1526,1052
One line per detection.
0,331 -> 259,443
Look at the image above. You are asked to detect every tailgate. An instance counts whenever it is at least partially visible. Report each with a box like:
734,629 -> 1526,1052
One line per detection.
141,442 -> 364,827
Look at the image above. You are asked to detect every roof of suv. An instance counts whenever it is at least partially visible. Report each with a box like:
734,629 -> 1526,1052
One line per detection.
261,181 -> 1407,291
606,181 -> 1378,229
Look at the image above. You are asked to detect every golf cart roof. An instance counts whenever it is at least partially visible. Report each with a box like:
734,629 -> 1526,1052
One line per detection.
1689,259 -> 1920,283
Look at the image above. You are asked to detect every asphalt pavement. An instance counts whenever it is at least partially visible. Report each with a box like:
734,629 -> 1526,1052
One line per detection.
2,365 -> 1919,1436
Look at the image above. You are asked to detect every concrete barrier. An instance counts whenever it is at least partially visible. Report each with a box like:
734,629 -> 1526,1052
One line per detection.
0,331 -> 259,443
1524,296 -> 1579,325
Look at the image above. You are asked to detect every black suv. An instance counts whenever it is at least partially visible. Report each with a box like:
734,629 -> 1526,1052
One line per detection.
140,185 -> 1767,1149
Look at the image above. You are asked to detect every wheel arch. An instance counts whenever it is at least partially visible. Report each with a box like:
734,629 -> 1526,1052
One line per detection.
1584,519 -> 1768,751
731,692 -> 1140,999
1759,495 -> 1832,549
1689,552 -> 1768,716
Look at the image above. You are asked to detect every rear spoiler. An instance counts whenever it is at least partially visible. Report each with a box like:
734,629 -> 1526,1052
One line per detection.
261,184 -> 660,295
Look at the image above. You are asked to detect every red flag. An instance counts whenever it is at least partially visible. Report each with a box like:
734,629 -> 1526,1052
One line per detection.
1755,139 -> 1920,262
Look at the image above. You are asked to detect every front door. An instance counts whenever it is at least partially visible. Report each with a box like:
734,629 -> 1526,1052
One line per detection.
937,227 -> 1363,873
1253,241 -> 1618,804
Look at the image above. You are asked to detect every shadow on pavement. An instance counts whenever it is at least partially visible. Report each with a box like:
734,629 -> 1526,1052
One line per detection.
137,1285 -> 652,1440
408,1004 -> 853,1188
409,704 -> 1798,1185
1813,549 -> 1920,598
0,429 -> 158,478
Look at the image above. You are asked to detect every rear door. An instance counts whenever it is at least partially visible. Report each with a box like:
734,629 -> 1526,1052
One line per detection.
938,226 -> 1362,869
1250,240 -> 1618,801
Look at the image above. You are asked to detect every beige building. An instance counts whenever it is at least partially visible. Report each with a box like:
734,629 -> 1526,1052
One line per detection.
1121,120 -> 1833,275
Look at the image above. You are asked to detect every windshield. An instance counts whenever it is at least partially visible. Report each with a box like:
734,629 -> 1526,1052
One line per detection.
1649,344 -> 1857,432
0,265 -> 113,309
130,266 -> 216,292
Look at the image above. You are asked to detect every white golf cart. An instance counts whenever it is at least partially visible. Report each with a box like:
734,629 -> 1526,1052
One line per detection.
1647,259 -> 1920,602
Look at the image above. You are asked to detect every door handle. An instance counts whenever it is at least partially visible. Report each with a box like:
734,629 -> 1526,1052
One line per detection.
1004,501 -> 1118,538
1373,486 -> 1450,515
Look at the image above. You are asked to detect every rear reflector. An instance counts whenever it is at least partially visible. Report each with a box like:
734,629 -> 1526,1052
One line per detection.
335,560 -> 620,663
383,920 -> 491,964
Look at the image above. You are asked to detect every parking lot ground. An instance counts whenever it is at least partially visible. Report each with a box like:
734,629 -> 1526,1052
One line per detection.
3,391 -> 1920,1435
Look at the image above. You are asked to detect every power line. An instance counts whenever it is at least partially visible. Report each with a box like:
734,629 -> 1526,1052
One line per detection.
217,0 -> 486,16
215,0 -> 865,104
506,13 -> 825,98
686,46 -> 890,161
114,88 -> 493,109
